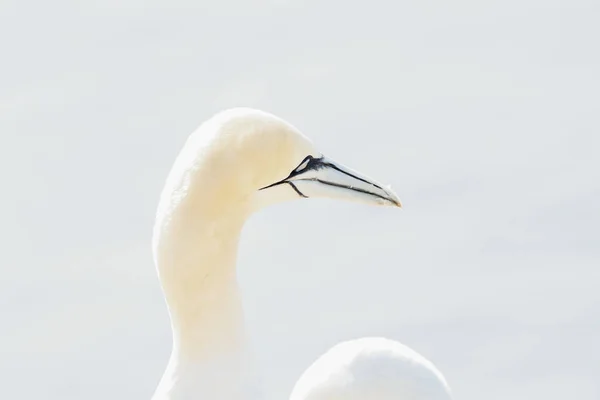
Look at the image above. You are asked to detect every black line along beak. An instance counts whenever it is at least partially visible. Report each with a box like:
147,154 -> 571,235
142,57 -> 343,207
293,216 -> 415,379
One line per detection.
260,155 -> 402,207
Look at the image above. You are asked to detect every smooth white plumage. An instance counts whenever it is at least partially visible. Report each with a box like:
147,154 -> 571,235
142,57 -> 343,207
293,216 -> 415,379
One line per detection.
291,338 -> 451,400
151,108 -> 452,400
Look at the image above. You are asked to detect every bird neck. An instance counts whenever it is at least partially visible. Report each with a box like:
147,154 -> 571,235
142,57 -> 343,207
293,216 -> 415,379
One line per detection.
152,207 -> 262,400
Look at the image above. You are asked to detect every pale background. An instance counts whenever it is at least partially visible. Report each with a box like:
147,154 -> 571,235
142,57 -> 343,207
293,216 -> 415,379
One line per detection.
1,0 -> 599,399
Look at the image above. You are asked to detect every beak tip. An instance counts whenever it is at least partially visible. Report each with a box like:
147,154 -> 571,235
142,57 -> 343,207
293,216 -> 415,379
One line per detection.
383,184 -> 402,208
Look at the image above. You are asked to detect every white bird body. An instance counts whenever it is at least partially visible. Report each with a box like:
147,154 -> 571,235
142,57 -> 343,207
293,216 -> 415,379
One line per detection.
151,108 -> 452,400
291,338 -> 451,400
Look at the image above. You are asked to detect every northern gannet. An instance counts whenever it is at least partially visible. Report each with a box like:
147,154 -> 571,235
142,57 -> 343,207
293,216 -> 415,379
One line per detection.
151,108 -> 452,400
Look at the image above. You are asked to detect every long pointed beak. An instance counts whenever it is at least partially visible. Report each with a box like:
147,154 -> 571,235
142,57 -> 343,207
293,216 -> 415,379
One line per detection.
262,155 -> 402,208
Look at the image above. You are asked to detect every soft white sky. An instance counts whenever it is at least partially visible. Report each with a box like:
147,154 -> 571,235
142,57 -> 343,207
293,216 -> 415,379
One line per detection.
1,0 -> 599,399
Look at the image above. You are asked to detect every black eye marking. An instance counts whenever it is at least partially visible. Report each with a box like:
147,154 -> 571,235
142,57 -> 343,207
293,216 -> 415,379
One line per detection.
288,155 -> 322,177
293,156 -> 312,173
259,155 -> 323,197
283,155 -> 328,183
